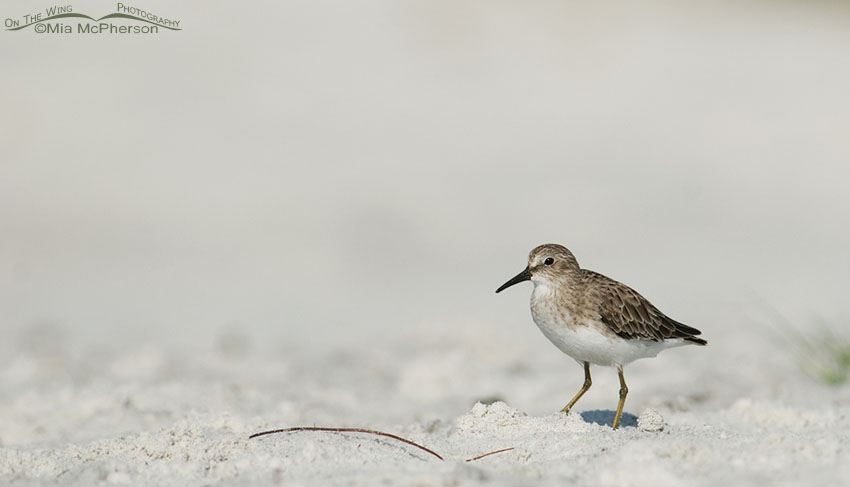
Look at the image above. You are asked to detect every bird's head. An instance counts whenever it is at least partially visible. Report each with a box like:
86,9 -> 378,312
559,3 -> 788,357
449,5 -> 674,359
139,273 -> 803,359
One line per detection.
495,243 -> 580,293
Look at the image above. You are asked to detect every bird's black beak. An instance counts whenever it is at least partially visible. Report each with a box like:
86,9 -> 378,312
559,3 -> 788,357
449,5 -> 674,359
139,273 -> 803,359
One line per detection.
496,267 -> 532,293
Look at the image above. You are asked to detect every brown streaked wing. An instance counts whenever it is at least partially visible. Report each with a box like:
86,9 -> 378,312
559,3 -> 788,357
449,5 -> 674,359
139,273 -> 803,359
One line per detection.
582,270 -> 697,341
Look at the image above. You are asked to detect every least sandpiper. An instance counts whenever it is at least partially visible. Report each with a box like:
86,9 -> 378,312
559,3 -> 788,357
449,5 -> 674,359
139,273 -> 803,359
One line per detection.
496,244 -> 706,429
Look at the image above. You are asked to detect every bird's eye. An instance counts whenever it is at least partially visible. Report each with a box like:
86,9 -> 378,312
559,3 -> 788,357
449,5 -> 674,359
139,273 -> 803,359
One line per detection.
544,257 -> 554,265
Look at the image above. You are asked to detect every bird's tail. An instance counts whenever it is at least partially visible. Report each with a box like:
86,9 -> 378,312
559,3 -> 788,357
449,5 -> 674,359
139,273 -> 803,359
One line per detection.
670,319 -> 707,345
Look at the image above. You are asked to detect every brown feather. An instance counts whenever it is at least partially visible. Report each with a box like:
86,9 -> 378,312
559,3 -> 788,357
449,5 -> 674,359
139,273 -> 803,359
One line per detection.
581,270 -> 705,344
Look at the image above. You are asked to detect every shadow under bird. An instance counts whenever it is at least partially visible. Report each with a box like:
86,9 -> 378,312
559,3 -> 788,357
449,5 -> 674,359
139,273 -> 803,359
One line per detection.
496,244 -> 706,429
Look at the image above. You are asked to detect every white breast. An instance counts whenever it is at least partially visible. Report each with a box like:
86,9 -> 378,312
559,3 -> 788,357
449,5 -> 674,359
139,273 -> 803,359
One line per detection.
530,283 -> 676,367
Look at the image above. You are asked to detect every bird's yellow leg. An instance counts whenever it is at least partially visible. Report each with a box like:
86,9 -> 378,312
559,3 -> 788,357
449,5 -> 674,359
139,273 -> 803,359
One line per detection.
613,366 -> 628,429
561,362 -> 591,414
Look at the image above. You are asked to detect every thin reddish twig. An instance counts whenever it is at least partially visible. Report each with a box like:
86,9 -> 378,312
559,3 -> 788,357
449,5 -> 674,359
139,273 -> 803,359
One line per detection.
249,426 -> 444,461
465,447 -> 515,462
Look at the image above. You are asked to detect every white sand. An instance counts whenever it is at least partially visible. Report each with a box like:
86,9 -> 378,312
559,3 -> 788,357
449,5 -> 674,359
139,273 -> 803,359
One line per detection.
3,1 -> 850,485
2,322 -> 848,486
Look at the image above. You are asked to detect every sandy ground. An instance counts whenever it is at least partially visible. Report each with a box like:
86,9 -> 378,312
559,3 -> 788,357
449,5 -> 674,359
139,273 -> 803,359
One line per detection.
3,1 -> 850,485
2,319 -> 848,486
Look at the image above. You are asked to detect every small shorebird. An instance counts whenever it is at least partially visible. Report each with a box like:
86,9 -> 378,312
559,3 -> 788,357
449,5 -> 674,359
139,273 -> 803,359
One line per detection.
496,244 -> 706,429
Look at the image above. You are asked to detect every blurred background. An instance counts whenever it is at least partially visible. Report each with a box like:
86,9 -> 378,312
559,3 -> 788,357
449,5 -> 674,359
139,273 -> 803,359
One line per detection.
2,0 -> 850,410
